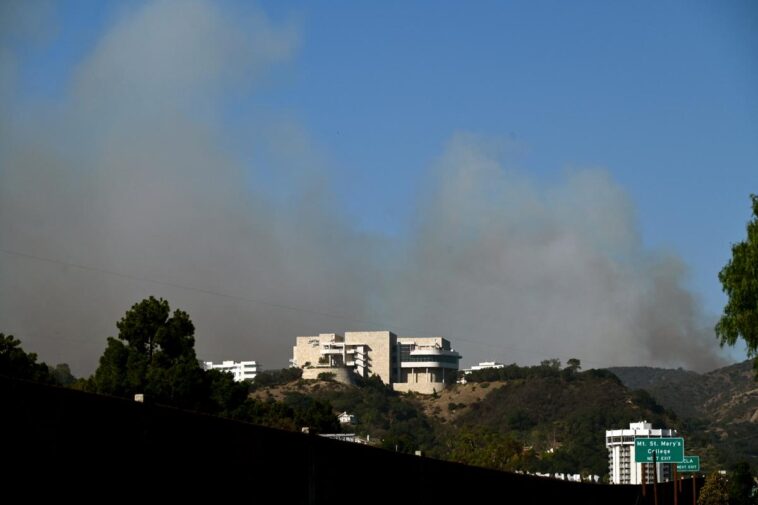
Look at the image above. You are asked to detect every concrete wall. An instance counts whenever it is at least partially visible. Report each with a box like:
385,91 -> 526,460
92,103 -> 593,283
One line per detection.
293,330 -> 459,394
293,333 -> 341,368
345,331 -> 396,384
393,381 -> 446,395
301,366 -> 354,385
397,336 -> 447,348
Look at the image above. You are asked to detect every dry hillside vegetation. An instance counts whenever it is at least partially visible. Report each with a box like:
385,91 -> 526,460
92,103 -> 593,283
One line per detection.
248,378 -> 352,403
415,381 -> 506,422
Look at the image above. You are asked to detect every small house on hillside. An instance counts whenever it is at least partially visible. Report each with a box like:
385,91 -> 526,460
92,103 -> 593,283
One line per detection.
338,412 -> 356,425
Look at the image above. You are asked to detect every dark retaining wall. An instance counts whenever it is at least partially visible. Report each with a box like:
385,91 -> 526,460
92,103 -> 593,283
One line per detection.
1,376 -> 702,503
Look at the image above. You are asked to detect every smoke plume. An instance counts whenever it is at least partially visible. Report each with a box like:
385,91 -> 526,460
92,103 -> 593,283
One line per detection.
0,1 -> 728,376
384,134 -> 726,371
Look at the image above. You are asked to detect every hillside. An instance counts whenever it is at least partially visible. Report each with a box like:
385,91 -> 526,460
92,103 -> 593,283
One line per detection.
608,360 -> 758,468
605,367 -> 702,418
252,366 -> 680,479
438,370 -> 678,477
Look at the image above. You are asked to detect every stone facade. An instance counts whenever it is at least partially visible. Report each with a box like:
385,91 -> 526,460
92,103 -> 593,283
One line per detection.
292,331 -> 396,383
345,331 -> 395,384
291,330 -> 461,395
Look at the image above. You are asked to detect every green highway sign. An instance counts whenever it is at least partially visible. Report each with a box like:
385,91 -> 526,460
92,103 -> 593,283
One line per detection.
677,455 -> 700,472
634,437 -> 685,463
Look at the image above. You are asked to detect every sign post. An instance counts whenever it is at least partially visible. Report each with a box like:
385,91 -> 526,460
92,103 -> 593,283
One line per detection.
673,463 -> 678,505
635,437 -> 685,505
677,455 -> 700,505
653,451 -> 658,505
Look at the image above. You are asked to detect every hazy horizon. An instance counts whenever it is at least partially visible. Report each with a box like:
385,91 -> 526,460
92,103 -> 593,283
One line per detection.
1,1 -> 756,377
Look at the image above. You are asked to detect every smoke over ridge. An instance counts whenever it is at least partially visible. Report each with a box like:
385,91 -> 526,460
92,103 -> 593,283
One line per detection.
0,0 -> 727,375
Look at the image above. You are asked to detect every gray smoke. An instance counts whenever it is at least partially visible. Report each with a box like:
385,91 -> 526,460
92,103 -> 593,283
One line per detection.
383,134 -> 727,371
0,1 -> 728,376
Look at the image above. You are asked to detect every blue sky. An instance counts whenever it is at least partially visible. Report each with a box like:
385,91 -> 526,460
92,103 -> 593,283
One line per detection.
2,0 -> 756,372
266,0 -> 756,313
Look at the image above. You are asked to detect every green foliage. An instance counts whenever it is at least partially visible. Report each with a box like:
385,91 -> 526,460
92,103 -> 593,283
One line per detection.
465,361 -> 573,383
0,334 -> 52,383
90,297 -> 248,415
6,298 -> 342,437
610,361 -> 758,470
230,398 -> 299,431
92,337 -> 130,396
541,358 -> 562,370
250,367 -> 302,390
729,462 -> 757,505
204,369 -> 250,416
566,358 -> 582,372
281,393 -> 340,434
716,194 -> 758,376
631,389 -> 665,415
507,409 -> 536,431
583,368 -> 623,385
452,368 -> 677,477
442,427 -> 524,472
0,334 -> 77,387
49,363 -> 76,386
241,359 -> 685,478
317,372 -> 336,382
561,359 -> 582,381
698,472 -> 730,505
301,374 -> 436,453
92,297 -> 189,405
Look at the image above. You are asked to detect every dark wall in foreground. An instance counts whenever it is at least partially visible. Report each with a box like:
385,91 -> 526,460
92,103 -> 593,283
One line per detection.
1,376 -> 702,503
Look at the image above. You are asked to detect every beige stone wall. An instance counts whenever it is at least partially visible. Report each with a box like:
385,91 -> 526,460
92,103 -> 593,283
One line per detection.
301,366 -> 354,385
292,330 -> 460,395
345,331 -> 396,384
397,336 -> 447,348
293,335 -> 321,368
293,333 -> 345,368
393,382 -> 445,395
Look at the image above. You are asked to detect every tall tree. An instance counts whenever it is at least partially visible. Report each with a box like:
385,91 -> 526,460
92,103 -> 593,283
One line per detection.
0,333 -> 52,383
49,363 -> 76,386
728,462 -> 757,505
716,194 -> 758,376
698,472 -> 730,505
92,297 -> 206,408
566,358 -> 581,372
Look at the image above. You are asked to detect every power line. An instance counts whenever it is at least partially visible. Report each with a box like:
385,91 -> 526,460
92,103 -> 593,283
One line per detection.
0,246 -> 693,370
1,246 -> 413,330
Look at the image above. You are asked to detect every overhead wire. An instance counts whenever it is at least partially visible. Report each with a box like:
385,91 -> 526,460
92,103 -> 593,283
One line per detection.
0,246 -> 698,371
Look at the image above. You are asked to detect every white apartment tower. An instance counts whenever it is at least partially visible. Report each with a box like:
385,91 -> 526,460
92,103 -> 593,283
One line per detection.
605,421 -> 678,484
202,360 -> 261,382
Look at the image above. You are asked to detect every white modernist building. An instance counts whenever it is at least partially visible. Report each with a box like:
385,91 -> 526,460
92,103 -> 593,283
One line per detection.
291,331 -> 461,395
605,421 -> 678,484
202,360 -> 261,382
458,362 -> 505,384
469,361 -> 505,372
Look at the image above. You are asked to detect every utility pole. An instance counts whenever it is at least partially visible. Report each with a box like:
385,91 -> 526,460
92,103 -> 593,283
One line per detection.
652,451 -> 658,505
